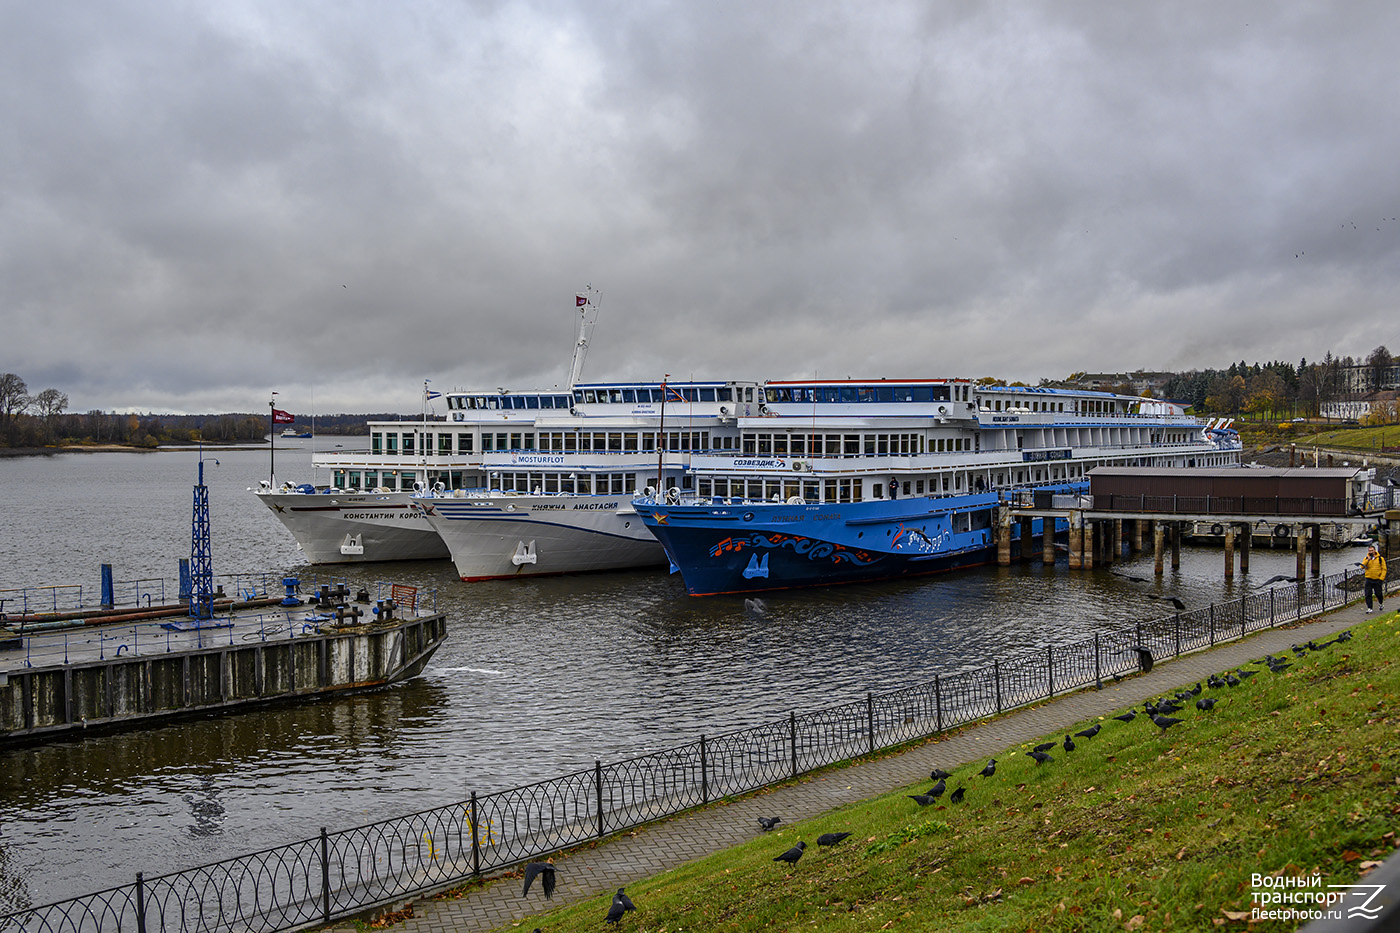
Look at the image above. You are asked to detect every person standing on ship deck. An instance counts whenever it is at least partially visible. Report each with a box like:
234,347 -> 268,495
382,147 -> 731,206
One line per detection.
1361,544 -> 1387,612
889,477 -> 899,499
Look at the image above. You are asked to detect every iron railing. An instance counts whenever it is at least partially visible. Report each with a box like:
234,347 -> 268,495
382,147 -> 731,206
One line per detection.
1,567 -> 1380,933
0,578 -> 435,626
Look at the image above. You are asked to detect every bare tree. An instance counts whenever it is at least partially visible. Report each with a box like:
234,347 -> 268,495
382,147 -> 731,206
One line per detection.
32,388 -> 67,419
32,388 -> 68,441
0,372 -> 29,440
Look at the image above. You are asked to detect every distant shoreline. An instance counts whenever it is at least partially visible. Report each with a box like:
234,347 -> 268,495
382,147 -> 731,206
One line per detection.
0,442 -> 265,458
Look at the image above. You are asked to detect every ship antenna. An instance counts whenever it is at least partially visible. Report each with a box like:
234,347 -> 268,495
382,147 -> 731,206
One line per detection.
568,286 -> 601,389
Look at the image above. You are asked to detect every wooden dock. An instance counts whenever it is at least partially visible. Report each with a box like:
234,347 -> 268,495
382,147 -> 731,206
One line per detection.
995,466 -> 1394,579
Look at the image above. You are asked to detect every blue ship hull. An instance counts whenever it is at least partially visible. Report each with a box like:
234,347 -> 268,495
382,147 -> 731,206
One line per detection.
637,486 -> 1078,596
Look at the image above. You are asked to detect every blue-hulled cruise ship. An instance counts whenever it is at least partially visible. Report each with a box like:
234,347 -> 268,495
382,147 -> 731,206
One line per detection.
635,379 -> 1240,596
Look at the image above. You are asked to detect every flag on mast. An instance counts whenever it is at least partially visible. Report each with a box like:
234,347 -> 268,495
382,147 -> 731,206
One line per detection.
271,408 -> 295,424
576,294 -> 588,306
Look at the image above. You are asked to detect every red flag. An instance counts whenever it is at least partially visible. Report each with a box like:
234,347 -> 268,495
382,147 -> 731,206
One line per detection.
576,295 -> 588,306
272,408 -> 294,424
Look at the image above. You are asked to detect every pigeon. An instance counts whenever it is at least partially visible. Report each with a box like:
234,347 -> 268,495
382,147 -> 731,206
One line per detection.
1189,682 -> 1203,695
979,759 -> 997,778
522,862 -> 556,899
1235,668 -> 1257,681
908,794 -> 939,807
757,816 -> 782,831
1268,661 -> 1292,674
1027,750 -> 1053,765
773,841 -> 806,864
1155,702 -> 1183,715
605,888 -> 636,924
949,786 -> 965,803
1152,714 -> 1184,733
1196,697 -> 1217,711
1337,630 -> 1352,643
1224,673 -> 1240,687
817,832 -> 852,847
1112,710 -> 1137,723
928,778 -> 946,798
1033,741 -> 1057,753
1074,724 -> 1101,739
1063,734 -> 1076,752
930,768 -> 953,780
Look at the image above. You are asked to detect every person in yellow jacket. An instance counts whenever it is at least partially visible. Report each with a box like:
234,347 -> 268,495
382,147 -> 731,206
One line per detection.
1361,543 -> 1387,612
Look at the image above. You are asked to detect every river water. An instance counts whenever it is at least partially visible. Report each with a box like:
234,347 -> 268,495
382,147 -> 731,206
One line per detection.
0,441 -> 1366,908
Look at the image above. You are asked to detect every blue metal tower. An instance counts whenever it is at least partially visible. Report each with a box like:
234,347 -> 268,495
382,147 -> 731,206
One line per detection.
189,453 -> 214,620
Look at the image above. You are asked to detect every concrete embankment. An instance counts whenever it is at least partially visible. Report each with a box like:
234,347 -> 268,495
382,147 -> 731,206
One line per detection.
0,610 -> 446,744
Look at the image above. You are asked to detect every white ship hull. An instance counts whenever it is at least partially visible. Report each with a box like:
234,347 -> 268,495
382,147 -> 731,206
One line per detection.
256,490 -> 450,563
416,493 -> 666,581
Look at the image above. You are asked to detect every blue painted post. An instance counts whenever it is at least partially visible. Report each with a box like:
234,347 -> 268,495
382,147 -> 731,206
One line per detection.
101,564 -> 114,610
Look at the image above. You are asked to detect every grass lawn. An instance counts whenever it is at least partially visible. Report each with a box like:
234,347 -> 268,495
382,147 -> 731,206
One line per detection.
491,614 -> 1400,931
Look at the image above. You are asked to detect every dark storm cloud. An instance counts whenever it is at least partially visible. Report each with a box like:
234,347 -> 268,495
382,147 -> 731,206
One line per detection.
2,1 -> 1397,414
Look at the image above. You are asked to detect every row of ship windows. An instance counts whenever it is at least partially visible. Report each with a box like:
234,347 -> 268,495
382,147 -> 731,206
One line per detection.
440,386 -> 1119,413
330,454 -> 1231,497
763,384 -> 960,403
980,398 -> 1126,413
367,427 -> 1188,458
745,433 -> 971,456
447,387 -> 737,410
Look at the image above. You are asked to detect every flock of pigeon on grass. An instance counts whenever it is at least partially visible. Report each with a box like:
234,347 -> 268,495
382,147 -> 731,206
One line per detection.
760,631 -> 1354,860
512,626 -> 1354,926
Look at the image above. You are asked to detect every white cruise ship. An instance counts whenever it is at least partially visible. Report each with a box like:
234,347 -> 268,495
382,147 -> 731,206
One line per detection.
254,290 -> 603,563
412,379 -> 759,580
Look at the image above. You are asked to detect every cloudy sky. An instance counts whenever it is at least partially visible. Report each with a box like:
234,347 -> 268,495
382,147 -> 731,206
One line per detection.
3,1 -> 1398,415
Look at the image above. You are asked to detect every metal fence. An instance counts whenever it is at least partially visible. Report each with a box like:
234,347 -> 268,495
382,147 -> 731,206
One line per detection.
1,577 -> 434,628
1,567 -> 1376,933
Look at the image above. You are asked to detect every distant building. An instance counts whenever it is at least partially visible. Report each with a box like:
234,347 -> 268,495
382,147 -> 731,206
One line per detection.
1339,362 -> 1400,394
1064,371 -> 1175,396
1320,389 -> 1399,421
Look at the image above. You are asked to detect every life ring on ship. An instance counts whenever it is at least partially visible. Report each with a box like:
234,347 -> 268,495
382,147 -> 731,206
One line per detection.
1209,523 -> 1224,536
1274,524 -> 1291,538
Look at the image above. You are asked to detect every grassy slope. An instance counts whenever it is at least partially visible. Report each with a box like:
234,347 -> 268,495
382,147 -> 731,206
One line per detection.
498,614 -> 1400,932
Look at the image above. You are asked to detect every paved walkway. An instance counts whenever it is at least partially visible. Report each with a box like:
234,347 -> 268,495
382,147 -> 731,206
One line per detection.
374,601 -> 1374,933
